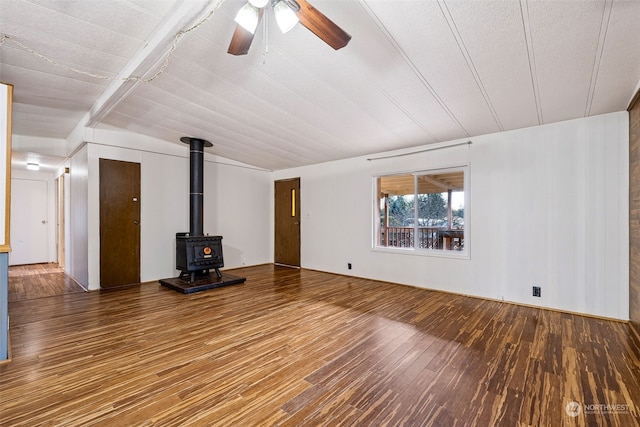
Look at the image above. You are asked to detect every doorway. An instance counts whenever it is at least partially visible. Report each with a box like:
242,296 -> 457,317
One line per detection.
9,178 -> 49,266
274,178 -> 300,267
99,159 -> 141,288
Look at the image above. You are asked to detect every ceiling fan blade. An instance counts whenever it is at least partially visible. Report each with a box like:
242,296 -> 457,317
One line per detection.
228,8 -> 264,55
293,0 -> 351,50
228,25 -> 255,55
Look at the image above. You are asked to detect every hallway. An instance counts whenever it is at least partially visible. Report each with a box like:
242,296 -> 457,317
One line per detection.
8,263 -> 85,302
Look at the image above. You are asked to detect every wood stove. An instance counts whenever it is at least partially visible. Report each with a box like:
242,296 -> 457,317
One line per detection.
176,233 -> 223,282
160,137 -> 246,293
175,137 -> 222,282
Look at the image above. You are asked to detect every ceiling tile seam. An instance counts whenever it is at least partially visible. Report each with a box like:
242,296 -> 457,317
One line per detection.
358,0 -> 470,138
438,0 -> 504,132
584,0 -> 612,117
519,0 -> 543,125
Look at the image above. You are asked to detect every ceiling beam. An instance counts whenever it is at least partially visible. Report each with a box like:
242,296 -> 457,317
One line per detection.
418,174 -> 450,190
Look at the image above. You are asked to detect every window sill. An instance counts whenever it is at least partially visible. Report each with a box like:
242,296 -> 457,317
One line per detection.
371,246 -> 470,260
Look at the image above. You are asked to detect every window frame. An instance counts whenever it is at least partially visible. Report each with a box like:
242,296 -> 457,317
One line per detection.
372,165 -> 470,259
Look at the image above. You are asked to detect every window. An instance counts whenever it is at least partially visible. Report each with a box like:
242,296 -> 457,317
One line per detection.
375,167 -> 466,253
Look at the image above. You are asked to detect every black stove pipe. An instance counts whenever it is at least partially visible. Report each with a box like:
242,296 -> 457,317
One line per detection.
180,136 -> 213,237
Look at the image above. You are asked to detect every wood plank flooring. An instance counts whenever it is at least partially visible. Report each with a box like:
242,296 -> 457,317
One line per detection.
1,264 -> 639,426
8,263 -> 85,302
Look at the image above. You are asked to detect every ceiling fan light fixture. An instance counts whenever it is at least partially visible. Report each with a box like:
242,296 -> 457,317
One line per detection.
248,0 -> 269,8
234,3 -> 260,34
273,0 -> 299,33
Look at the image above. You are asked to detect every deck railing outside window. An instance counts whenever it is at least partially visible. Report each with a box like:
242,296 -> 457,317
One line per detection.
380,226 -> 463,250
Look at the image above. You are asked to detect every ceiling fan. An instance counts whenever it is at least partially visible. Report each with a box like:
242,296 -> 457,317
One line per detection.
228,0 -> 351,55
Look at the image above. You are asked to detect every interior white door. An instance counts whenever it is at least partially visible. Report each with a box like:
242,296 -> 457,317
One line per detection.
10,179 -> 49,266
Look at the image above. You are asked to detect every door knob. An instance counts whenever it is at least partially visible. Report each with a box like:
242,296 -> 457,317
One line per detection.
134,220 -> 140,225
41,220 -> 46,224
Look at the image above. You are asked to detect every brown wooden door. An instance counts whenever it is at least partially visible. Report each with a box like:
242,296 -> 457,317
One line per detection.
274,178 -> 300,267
99,159 -> 141,288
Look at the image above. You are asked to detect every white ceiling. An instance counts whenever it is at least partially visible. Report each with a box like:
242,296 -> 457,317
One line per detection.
1,0 -> 639,171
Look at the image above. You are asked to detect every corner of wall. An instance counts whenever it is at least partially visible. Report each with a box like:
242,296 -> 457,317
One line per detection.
628,97 -> 640,336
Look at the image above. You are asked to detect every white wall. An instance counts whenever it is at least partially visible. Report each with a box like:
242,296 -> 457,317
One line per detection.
273,112 -> 629,320
74,129 -> 272,290
139,150 -> 188,282
69,145 -> 89,288
204,161 -> 272,269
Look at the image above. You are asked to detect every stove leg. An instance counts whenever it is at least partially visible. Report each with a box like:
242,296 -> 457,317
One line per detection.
215,268 -> 222,279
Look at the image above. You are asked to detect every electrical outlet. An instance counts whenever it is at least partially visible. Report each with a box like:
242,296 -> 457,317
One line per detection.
533,286 -> 541,297
348,263 -> 352,270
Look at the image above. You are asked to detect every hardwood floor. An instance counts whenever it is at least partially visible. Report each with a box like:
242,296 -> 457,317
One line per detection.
1,264 -> 639,426
8,263 -> 85,302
